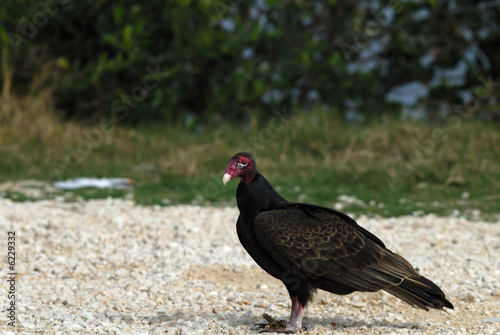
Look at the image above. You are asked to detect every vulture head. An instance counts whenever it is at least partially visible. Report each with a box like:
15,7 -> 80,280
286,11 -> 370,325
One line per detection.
223,152 -> 257,185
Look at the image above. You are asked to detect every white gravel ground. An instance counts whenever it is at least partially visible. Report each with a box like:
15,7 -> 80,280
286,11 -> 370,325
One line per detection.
0,197 -> 499,334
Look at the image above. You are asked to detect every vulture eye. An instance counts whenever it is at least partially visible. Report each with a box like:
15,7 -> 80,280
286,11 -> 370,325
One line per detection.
237,161 -> 248,168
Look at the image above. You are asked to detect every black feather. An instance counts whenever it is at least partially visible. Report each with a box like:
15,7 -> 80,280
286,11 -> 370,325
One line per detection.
227,153 -> 453,311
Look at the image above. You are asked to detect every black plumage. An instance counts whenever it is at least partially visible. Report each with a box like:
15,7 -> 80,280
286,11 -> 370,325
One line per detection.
223,152 -> 453,333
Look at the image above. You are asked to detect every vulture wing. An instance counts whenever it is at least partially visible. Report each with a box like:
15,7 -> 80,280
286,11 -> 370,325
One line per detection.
254,203 -> 422,293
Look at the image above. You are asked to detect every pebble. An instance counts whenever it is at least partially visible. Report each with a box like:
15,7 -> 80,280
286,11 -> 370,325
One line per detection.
481,318 -> 500,323
0,198 -> 498,334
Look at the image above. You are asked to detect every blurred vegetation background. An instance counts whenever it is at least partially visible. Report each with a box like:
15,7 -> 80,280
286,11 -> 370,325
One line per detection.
2,0 -> 499,123
0,0 -> 499,219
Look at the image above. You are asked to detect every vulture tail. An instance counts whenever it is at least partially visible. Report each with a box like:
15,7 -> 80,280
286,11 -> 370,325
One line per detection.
384,275 -> 454,311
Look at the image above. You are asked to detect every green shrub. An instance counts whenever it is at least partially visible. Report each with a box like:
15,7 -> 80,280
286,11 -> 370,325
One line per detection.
1,0 -> 499,124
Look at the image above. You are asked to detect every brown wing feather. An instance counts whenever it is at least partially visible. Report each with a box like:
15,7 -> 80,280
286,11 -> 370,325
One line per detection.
254,206 -> 419,292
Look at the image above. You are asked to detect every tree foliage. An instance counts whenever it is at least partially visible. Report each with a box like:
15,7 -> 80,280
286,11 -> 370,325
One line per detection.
1,0 -> 499,124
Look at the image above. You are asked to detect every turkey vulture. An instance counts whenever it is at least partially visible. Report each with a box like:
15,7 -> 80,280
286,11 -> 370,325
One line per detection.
223,152 -> 453,333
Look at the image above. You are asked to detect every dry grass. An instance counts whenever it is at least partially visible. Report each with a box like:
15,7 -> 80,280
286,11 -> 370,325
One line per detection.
252,111 -> 500,187
1,90 -> 499,184
1,88 -> 499,218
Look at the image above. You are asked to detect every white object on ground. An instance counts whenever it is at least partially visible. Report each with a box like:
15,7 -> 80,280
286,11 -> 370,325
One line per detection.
54,178 -> 134,190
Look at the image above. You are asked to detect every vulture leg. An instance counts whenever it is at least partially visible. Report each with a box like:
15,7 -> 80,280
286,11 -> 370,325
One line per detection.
258,296 -> 304,333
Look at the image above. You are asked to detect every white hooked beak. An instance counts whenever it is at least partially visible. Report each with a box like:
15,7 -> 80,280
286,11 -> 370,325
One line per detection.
222,173 -> 232,186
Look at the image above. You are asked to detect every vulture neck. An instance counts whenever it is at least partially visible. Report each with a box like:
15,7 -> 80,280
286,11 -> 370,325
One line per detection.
236,172 -> 287,218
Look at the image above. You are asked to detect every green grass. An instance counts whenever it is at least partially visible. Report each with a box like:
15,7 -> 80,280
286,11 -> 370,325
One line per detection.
1,101 -> 500,221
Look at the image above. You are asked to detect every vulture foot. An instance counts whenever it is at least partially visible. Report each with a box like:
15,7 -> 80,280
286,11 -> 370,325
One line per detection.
256,313 -> 304,333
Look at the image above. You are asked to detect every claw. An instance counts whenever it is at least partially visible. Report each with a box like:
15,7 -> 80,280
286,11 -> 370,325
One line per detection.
259,325 -> 301,333
256,313 -> 298,333
254,296 -> 305,333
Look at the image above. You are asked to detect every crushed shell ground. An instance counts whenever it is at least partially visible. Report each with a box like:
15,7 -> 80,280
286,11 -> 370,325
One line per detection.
0,198 -> 499,334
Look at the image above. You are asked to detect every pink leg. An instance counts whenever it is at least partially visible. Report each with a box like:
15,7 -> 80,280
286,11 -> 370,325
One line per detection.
259,296 -> 304,333
287,296 -> 304,331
